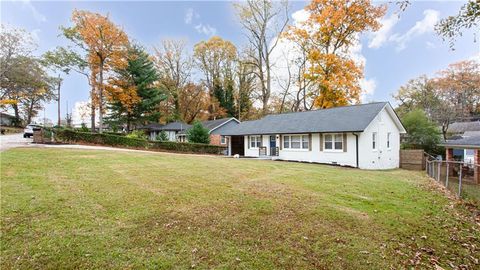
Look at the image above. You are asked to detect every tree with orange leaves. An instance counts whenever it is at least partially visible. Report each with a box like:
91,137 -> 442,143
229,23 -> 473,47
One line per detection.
62,10 -> 129,132
285,0 -> 386,108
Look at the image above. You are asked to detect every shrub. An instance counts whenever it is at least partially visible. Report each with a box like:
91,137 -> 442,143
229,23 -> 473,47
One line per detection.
186,121 -> 210,144
54,130 -> 225,155
80,123 -> 89,132
126,130 -> 147,140
155,130 -> 169,142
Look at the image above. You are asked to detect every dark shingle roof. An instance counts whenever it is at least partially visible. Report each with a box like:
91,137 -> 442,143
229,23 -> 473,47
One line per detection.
161,121 -> 191,131
447,121 -> 480,133
443,135 -> 480,148
220,102 -> 389,136
202,118 -> 238,132
141,121 -> 191,131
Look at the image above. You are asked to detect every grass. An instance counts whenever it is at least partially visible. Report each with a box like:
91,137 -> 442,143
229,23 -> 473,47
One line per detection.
1,148 -> 479,269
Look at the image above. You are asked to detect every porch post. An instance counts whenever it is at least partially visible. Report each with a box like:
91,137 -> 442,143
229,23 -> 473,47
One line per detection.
228,136 -> 232,156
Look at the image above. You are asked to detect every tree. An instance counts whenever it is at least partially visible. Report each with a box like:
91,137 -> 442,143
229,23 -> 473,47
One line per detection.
62,10 -> 129,132
153,39 -> 192,121
393,75 -> 440,118
193,36 -> 237,116
286,0 -> 386,108
106,45 -> 166,131
401,109 -> 442,154
178,83 -> 210,124
393,60 -> 480,140
234,0 -> 289,115
235,58 -> 255,120
0,24 -> 36,86
186,121 -> 210,144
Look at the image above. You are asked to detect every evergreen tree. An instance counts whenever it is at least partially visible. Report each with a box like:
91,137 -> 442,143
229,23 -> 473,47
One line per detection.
212,81 -> 236,117
107,45 -> 166,130
186,121 -> 210,144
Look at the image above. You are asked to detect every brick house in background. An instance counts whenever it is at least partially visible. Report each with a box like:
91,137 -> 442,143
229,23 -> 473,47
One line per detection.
143,117 -> 239,146
178,118 -> 240,146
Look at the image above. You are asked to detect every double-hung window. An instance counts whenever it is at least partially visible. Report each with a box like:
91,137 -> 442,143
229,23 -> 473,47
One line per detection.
250,135 -> 261,148
372,132 -> 377,150
324,133 -> 343,151
283,135 -> 309,149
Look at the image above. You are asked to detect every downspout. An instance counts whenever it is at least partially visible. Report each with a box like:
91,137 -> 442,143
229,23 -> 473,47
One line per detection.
353,133 -> 359,168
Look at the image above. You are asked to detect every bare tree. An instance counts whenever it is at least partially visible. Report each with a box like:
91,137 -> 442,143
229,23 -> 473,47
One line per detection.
234,0 -> 289,115
153,39 -> 192,121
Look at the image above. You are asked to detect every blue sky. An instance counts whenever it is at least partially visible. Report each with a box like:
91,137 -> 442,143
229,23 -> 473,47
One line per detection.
1,0 -> 479,123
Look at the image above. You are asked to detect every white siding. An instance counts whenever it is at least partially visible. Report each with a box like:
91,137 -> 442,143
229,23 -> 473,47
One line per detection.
240,107 -> 402,170
358,108 -> 401,170
243,133 -> 357,167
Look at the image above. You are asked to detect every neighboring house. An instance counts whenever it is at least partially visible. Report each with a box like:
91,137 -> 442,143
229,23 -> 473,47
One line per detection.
447,121 -> 480,136
220,102 -> 406,170
143,121 -> 191,141
442,133 -> 480,184
0,112 -> 16,126
143,118 -> 239,145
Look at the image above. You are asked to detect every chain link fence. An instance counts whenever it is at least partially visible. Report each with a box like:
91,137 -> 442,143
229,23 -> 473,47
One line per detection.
426,157 -> 480,205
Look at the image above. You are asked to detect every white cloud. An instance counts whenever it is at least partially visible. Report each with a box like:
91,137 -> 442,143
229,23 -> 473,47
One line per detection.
21,0 -> 46,23
194,24 -> 217,36
389,9 -> 440,51
368,13 -> 399,49
184,8 -> 216,36
360,78 -> 377,101
291,9 -> 309,25
184,8 -> 198,25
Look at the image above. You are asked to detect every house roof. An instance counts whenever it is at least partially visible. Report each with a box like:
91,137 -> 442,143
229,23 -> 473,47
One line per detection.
177,117 -> 239,135
220,102 -> 404,136
0,112 -> 16,119
142,121 -> 191,131
447,121 -> 480,134
202,117 -> 239,133
443,135 -> 480,149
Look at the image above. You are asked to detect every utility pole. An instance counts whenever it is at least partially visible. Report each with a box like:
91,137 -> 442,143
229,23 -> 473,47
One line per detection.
57,75 -> 62,127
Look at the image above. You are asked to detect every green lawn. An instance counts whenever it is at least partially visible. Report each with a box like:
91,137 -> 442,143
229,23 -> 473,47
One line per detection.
1,148 -> 478,269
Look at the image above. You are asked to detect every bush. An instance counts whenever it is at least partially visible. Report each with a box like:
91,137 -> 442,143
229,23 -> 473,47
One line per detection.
54,130 -> 225,155
155,130 -> 169,142
401,109 -> 443,154
186,121 -> 210,144
80,123 -> 89,132
126,130 -> 147,140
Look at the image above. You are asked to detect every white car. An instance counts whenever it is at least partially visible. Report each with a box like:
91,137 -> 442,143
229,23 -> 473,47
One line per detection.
23,124 -> 41,138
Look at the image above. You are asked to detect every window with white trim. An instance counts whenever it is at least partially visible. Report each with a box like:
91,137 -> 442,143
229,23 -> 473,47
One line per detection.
324,133 -> 343,150
221,136 -> 226,144
372,132 -> 377,150
250,135 -> 261,148
386,132 -> 391,149
283,135 -> 309,149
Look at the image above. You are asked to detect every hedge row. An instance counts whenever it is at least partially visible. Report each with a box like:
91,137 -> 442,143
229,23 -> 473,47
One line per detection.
54,129 -> 226,155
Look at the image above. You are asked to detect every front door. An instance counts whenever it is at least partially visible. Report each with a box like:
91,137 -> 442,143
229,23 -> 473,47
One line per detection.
270,135 -> 276,156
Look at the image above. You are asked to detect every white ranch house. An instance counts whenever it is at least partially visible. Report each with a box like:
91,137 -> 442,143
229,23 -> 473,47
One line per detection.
220,102 -> 406,170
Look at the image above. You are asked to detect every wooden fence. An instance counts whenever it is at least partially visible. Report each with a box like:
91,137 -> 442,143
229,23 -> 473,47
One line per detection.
400,149 -> 425,170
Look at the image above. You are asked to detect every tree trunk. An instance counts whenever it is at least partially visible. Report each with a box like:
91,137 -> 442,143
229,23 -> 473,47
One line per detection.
90,101 -> 96,133
12,103 -> 21,126
98,64 -> 104,133
26,100 -> 34,125
57,77 -> 61,127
